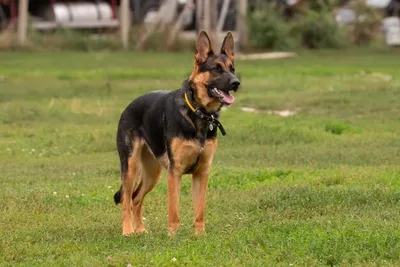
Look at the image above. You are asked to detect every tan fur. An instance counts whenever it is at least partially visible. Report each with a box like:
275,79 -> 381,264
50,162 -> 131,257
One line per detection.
170,138 -> 202,174
192,139 -> 217,235
167,138 -> 204,235
221,32 -> 235,62
218,58 -> 233,71
157,152 -> 170,170
189,63 -> 199,81
121,139 -> 144,236
167,169 -> 181,236
192,72 -> 221,113
194,31 -> 213,64
133,145 -> 162,233
122,140 -> 163,235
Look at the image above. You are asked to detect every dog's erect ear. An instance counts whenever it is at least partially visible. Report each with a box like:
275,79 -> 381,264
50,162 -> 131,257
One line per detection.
220,32 -> 235,62
195,31 -> 213,64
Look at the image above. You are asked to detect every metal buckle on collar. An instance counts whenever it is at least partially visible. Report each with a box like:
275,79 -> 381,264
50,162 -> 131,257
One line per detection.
193,107 -> 226,136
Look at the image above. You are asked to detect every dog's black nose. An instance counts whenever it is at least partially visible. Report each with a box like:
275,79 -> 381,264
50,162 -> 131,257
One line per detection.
230,80 -> 240,90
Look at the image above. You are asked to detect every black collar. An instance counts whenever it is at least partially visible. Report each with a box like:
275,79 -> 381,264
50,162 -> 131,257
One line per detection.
184,92 -> 226,136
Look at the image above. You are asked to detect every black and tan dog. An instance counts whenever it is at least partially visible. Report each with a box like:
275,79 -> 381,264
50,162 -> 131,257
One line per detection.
113,31 -> 240,236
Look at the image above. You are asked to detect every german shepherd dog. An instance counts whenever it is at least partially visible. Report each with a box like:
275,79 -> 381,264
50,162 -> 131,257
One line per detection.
113,31 -> 240,236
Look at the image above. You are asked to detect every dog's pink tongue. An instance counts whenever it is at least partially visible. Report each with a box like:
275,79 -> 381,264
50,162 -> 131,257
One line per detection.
221,91 -> 235,104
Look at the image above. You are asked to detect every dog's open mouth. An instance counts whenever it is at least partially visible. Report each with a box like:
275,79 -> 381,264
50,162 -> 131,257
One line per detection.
210,87 -> 235,105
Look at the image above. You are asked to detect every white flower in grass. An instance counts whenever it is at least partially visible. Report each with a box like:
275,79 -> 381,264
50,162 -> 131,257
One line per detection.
53,192 -> 57,196
107,186 -> 112,189
65,195 -> 69,198
171,257 -> 177,262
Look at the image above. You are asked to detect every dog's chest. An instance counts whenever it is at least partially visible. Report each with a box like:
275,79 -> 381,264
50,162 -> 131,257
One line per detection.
165,138 -> 206,174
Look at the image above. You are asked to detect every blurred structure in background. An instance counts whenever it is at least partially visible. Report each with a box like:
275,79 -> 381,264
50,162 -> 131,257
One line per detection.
336,0 -> 400,45
0,0 -> 399,49
0,0 -> 249,49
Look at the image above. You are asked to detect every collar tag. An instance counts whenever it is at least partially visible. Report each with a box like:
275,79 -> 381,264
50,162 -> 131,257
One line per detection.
184,92 -> 227,136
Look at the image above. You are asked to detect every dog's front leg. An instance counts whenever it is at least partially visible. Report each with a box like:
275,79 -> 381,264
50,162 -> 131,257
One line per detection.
192,139 -> 217,235
192,169 -> 209,235
168,138 -> 210,236
167,170 -> 182,236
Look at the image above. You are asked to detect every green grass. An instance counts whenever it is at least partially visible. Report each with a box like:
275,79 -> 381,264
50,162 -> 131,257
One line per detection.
1,49 -> 400,266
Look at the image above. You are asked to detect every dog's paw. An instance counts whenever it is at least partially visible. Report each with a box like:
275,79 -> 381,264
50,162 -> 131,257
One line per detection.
168,228 -> 178,237
134,227 -> 148,234
122,231 -> 134,236
122,222 -> 134,236
194,227 -> 205,236
194,222 -> 205,236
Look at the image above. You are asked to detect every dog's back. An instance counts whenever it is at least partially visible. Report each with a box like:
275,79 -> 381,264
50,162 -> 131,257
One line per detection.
117,90 -> 171,160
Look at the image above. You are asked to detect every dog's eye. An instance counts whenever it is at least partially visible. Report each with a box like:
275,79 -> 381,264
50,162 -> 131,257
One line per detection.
214,64 -> 223,72
230,66 -> 235,73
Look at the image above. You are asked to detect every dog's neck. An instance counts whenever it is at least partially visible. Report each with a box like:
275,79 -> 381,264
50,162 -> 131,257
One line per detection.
177,80 -> 226,137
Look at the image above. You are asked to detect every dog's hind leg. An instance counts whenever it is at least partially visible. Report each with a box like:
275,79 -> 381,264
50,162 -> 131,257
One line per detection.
116,128 -> 144,236
131,145 -> 162,233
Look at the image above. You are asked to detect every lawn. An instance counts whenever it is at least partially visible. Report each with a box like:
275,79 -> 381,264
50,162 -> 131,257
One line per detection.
1,49 -> 400,266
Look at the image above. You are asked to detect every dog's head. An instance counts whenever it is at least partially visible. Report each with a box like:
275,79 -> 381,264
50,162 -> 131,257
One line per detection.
189,31 -> 240,112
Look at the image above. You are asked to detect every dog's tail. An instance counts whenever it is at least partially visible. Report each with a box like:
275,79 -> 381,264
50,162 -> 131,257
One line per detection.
113,180 -> 143,205
114,186 -> 122,204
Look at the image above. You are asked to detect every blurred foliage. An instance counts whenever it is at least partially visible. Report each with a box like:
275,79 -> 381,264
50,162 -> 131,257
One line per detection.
248,2 -> 347,50
307,0 -> 340,12
249,7 -> 299,50
292,10 -> 347,49
348,0 -> 383,45
248,0 -> 385,50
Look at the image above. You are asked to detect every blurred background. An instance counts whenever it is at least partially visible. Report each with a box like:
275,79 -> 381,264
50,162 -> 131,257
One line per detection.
1,2 -> 400,265
0,0 -> 399,52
